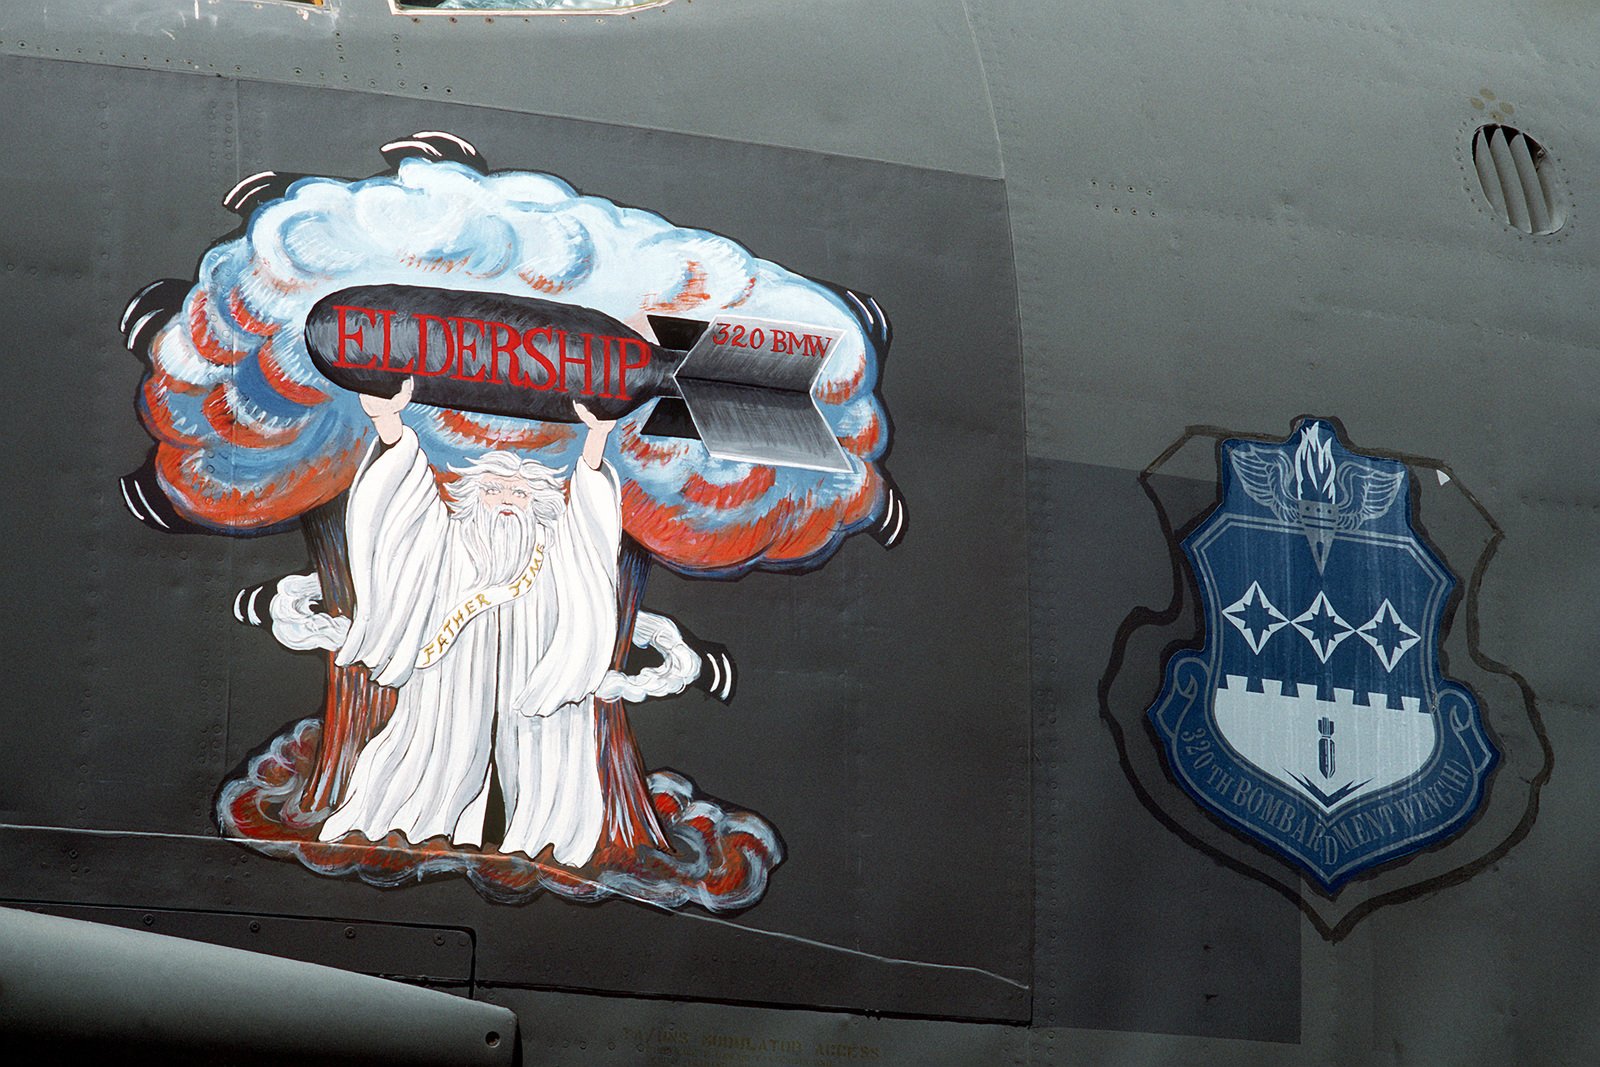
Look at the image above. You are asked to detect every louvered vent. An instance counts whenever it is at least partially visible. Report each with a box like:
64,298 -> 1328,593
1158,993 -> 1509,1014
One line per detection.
1472,125 -> 1565,235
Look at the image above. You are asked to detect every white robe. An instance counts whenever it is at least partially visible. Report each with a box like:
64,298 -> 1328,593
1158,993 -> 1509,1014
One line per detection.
317,428 -> 621,866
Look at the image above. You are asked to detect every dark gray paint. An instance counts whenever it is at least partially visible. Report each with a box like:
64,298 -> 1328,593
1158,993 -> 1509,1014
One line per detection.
0,0 -> 1598,1060
20,903 -> 477,983
0,53 -> 1029,1024
480,986 -> 1028,1067
1030,457 -> 1301,1042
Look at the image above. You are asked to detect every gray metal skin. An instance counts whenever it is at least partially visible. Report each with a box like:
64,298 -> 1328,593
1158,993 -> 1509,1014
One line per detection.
0,906 -> 516,1064
0,1 -> 1595,1064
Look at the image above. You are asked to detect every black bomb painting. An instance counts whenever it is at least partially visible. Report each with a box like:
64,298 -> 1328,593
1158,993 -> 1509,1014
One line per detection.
118,134 -> 904,910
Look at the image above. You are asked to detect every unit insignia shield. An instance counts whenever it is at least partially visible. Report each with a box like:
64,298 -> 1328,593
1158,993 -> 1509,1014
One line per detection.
1102,417 -> 1549,937
1147,419 -> 1497,889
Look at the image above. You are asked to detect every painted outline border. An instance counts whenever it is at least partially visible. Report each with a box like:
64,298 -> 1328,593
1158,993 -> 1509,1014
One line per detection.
1097,417 -> 1551,941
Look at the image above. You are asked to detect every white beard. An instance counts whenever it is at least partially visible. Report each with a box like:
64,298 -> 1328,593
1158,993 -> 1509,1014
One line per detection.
458,505 -> 538,587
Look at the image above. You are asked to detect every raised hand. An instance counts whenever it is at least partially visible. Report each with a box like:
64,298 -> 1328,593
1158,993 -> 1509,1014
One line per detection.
361,378 -> 413,446
573,401 -> 616,431
574,401 -> 617,470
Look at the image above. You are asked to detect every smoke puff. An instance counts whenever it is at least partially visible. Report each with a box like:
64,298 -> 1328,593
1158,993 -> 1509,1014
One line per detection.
266,571 -> 701,700
143,158 -> 891,575
218,718 -> 782,910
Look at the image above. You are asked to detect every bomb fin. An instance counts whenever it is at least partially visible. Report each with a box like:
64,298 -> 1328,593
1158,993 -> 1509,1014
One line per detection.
639,397 -> 700,440
662,314 -> 853,473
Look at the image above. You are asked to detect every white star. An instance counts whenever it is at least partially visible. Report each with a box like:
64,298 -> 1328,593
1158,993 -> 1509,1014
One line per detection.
1223,581 -> 1289,654
1292,592 -> 1355,663
1357,599 -> 1421,672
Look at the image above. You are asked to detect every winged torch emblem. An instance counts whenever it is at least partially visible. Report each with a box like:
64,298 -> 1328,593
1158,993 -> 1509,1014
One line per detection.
1229,422 -> 1407,572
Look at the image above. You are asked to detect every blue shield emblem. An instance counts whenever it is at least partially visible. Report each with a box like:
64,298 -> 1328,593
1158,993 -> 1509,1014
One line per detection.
1147,420 -> 1499,890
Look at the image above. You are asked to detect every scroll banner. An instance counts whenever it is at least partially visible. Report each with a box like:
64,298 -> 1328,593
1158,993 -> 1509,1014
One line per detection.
415,547 -> 546,670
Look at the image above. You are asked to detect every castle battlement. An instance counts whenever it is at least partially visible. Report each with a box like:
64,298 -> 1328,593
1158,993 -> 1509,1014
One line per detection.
1219,674 -> 1422,714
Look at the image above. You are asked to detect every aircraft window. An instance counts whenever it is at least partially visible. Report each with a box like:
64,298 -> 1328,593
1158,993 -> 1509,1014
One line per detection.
393,0 -> 670,11
1471,124 -> 1565,236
